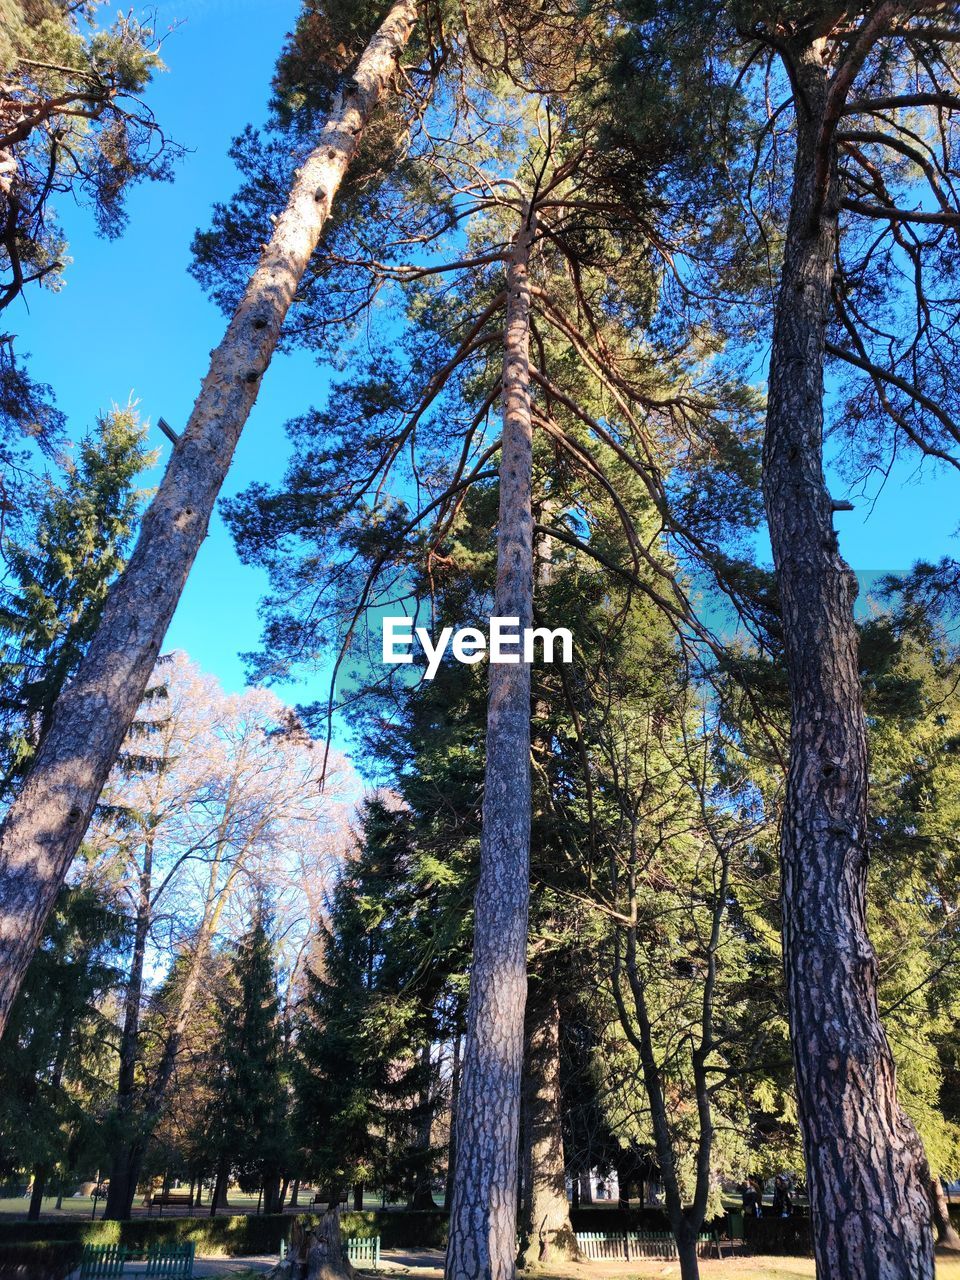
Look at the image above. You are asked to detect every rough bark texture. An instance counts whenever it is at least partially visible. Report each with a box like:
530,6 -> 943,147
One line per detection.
0,0 -> 418,1040
444,1033 -> 461,1212
932,1177 -> 960,1251
518,986 -> 578,1268
445,214 -> 536,1280
285,1211 -> 355,1280
764,49 -> 934,1280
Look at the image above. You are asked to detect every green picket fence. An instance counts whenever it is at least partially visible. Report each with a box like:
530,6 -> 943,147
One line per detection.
280,1235 -> 381,1269
79,1243 -> 195,1280
347,1237 -> 381,1267
575,1229 -> 716,1260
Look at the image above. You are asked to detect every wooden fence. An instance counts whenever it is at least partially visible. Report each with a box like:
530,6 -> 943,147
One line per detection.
575,1230 -> 717,1260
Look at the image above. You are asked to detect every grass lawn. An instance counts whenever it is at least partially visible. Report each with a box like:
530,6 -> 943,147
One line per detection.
0,1190 -> 403,1220
0,1191 -> 295,1219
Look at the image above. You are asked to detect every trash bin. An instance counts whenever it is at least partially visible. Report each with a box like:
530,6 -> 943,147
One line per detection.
728,1210 -> 745,1241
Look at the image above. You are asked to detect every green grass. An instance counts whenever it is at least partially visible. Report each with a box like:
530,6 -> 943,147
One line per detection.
0,1190 -> 400,1221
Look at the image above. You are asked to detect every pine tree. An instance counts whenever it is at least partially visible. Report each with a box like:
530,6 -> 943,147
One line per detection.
0,408 -> 154,798
0,884 -> 126,1217
0,0 -> 421,1040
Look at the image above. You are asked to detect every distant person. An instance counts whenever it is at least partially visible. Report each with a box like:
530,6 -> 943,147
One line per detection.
772,1176 -> 793,1218
742,1180 -> 761,1218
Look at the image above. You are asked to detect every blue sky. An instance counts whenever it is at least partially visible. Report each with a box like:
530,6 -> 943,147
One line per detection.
8,0 -> 960,761
12,0 -> 326,700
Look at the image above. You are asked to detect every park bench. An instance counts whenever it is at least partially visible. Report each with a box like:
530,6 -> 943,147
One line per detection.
146,1192 -> 193,1213
79,1242 -> 195,1280
574,1229 -> 719,1261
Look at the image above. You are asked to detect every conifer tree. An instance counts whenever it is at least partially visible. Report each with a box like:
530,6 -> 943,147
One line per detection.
0,408 -> 154,798
0,0 -> 422,1039
0,884 -> 126,1217
0,2 -> 176,504
207,914 -> 287,1215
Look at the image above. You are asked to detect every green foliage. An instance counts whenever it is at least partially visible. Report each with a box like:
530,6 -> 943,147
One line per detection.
295,799 -> 450,1201
0,1238 -> 83,1279
0,408 -> 155,797
205,915 -> 289,1199
0,1209 -> 449,1254
0,0 -> 179,307
0,885 -> 127,1186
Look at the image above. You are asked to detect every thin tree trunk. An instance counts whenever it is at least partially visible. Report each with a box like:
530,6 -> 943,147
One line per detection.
408,1043 -> 436,1209
518,986 -> 578,1268
445,211 -> 536,1280
577,1173 -> 592,1207
290,1178 -> 300,1210
444,1034 -> 461,1212
0,0 -> 419,1041
105,853 -> 152,1220
352,1183 -> 364,1212
763,49 -> 934,1280
932,1176 -> 960,1251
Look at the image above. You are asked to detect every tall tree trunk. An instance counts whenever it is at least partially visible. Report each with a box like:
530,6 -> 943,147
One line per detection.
763,49 -> 933,1280
0,0 -> 419,1041
290,1178 -> 300,1210
408,1043 -> 436,1209
445,211 -> 536,1280
107,848 -> 258,1219
104,854 -> 152,1220
518,986 -> 578,1268
444,1034 -> 461,1212
932,1176 -> 960,1251
352,1183 -> 364,1212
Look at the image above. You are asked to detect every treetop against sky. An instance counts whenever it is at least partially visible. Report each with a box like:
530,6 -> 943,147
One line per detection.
4,0 -> 956,779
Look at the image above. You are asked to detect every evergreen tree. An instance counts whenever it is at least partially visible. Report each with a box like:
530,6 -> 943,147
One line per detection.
0,0 -> 421,1042
296,798 -> 449,1206
0,408 -> 154,799
206,914 -> 287,1215
0,883 -> 126,1216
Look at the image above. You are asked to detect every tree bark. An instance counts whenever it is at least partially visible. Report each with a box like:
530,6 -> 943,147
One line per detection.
518,986 -> 578,1268
0,0 -> 419,1041
27,1165 -> 46,1221
211,1154 -> 231,1217
445,212 -> 536,1280
408,1043 -> 437,1209
444,1033 -> 461,1212
932,1176 -> 960,1251
289,1209 -> 355,1280
763,47 -> 934,1280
